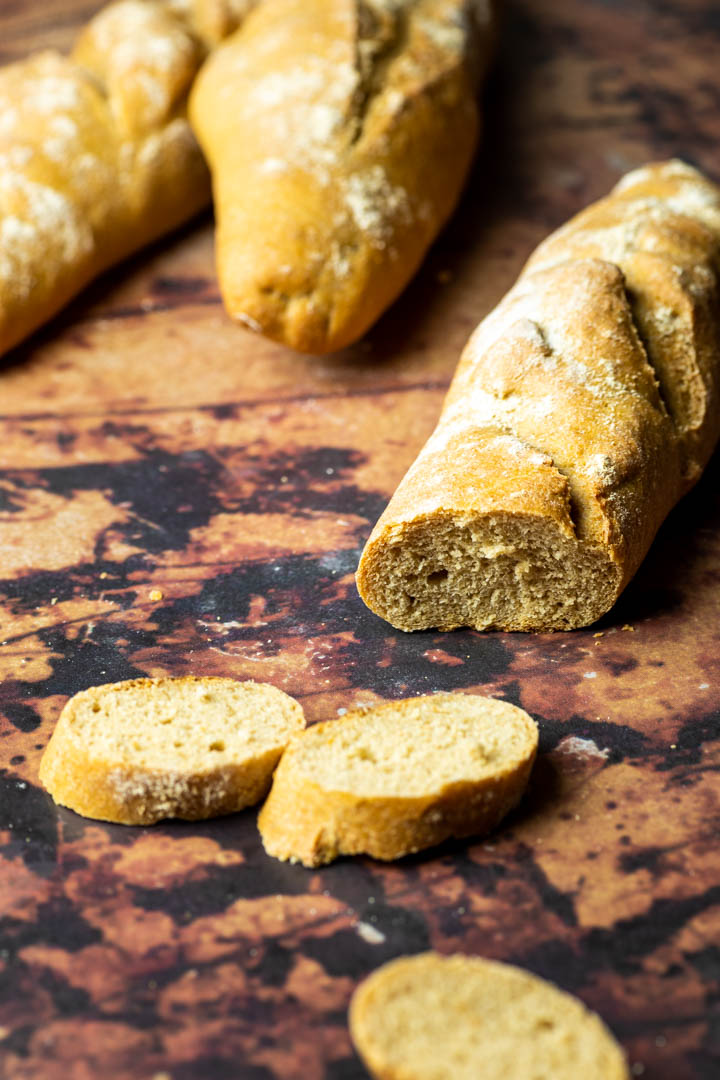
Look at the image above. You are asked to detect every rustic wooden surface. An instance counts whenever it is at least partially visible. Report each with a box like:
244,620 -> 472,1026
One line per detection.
1,1 -> 720,1077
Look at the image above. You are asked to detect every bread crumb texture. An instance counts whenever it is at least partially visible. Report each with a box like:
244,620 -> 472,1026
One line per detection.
349,952 -> 630,1080
357,160 -> 720,631
258,692 -> 538,866
39,676 -> 305,824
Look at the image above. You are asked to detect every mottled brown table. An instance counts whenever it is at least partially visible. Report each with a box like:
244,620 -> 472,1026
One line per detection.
1,1 -> 720,1077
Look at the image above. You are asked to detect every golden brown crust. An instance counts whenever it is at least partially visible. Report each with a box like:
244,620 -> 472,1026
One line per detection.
189,0 -> 495,354
38,676 -> 305,825
258,693 -> 538,866
0,0 -> 252,358
526,158 -> 720,487
356,160 -> 720,632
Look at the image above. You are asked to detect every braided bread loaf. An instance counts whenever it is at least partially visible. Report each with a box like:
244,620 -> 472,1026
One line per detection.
0,0 -> 254,358
357,161 -> 720,631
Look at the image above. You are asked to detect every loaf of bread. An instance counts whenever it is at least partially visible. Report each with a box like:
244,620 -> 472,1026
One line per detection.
39,676 -> 305,824
189,0 -> 495,354
258,692 -> 538,866
0,0 -> 252,359
349,952 -> 630,1080
357,160 -> 720,631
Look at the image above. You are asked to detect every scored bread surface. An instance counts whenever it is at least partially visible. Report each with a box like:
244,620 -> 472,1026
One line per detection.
349,952 -> 630,1080
39,676 -> 305,824
356,160 -> 720,632
258,692 -> 538,866
189,0 -> 495,353
0,0 -> 254,359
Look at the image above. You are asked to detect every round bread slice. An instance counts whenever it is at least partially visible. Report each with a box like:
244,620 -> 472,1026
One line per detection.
349,953 -> 630,1080
258,692 -> 538,866
39,676 -> 305,825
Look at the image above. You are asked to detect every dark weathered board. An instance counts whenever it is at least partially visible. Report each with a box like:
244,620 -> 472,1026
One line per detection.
1,1 -> 720,1077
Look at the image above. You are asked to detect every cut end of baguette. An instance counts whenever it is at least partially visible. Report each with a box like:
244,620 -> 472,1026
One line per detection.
357,509 -> 622,633
39,676 -> 305,825
349,953 -> 630,1080
258,692 -> 538,866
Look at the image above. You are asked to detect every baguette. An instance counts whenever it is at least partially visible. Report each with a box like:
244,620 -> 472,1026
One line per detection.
349,952 -> 630,1080
356,160 -> 720,631
258,692 -> 538,866
39,676 -> 305,824
189,0 -> 495,354
0,0 -> 253,359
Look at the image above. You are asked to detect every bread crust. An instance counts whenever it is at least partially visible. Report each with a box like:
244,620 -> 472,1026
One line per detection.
357,160 -> 720,631
189,0 -> 495,354
349,953 -> 630,1080
39,676 -> 305,825
0,0 -> 251,358
258,693 -> 538,866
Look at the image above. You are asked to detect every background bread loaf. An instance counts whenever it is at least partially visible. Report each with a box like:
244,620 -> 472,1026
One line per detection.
190,0 -> 495,354
0,0 -> 252,359
356,160 -> 720,631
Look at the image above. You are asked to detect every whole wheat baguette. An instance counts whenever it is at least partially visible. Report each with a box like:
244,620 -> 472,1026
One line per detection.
349,952 -> 629,1080
357,160 -> 720,631
258,692 -> 538,866
189,0 -> 495,354
39,676 -> 305,825
0,0 -> 254,359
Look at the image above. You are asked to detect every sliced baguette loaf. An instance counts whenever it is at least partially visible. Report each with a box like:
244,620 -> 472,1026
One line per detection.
349,952 -> 629,1080
189,0 -> 494,354
258,692 -> 538,866
39,676 -> 305,825
356,160 -> 720,631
